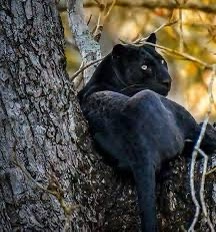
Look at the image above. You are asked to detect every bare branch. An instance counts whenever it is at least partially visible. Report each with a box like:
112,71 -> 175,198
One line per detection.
94,0 -> 102,6
188,65 -> 216,231
74,71 -> 84,89
188,147 -> 200,232
145,43 -> 212,69
67,0 -> 101,84
70,56 -> 104,81
206,166 -> 216,176
93,0 -> 116,42
196,148 -> 215,232
84,1 -> 216,15
121,38 -> 212,69
178,8 -> 184,52
93,9 -> 103,41
104,0 -> 117,21
132,20 -> 178,44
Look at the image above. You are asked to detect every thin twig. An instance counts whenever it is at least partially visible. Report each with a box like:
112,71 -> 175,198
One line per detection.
104,0 -> 117,21
93,0 -> 101,5
70,61 -> 84,81
188,65 -> 216,232
144,42 -> 212,68
87,14 -> 92,26
132,20 -> 178,44
196,148 -> 215,232
120,25 -> 211,68
208,65 -> 216,109
174,0 -> 184,51
121,39 -> 212,69
205,166 -> 216,176
92,6 -> 103,40
93,0 -> 116,42
188,146 -> 200,232
59,1 -> 216,14
70,56 -> 104,81
155,20 -> 178,33
74,72 -> 84,89
84,1 -> 216,15
179,8 -> 184,52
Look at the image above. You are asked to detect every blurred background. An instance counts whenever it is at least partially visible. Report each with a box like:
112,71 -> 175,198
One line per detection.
60,0 -> 216,121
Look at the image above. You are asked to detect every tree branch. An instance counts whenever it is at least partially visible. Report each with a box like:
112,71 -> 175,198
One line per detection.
121,38 -> 212,69
196,148 -> 215,232
84,1 -> 216,14
67,0 -> 101,84
188,65 -> 216,232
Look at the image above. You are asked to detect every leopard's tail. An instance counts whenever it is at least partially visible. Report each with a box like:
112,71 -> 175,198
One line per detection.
132,160 -> 157,232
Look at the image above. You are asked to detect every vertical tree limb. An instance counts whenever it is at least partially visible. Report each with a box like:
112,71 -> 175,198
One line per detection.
188,65 -> 216,232
197,148 -> 215,232
67,0 -> 101,84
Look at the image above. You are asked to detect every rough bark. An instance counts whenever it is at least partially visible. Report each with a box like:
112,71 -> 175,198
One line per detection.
0,0 -> 215,232
0,0 -> 103,230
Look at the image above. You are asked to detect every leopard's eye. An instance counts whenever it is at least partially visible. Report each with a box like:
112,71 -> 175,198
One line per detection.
161,60 -> 165,64
141,65 -> 148,70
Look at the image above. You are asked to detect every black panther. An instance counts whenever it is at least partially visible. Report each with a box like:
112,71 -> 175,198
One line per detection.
78,34 -> 216,231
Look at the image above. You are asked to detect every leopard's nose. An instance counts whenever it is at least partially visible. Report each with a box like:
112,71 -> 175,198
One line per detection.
162,78 -> 171,89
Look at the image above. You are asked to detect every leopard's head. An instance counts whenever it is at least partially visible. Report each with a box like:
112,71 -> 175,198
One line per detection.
111,33 -> 172,96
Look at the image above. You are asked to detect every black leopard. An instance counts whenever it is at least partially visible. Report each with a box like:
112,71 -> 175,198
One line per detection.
78,33 -> 216,231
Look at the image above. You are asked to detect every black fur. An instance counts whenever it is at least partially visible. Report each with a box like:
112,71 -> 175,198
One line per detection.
78,34 -> 216,231
79,34 -> 171,101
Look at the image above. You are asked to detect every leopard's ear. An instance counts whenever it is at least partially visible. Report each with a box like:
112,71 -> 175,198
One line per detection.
146,33 -> 156,44
112,44 -> 127,59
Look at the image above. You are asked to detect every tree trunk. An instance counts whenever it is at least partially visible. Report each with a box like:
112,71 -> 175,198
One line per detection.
0,1 -> 215,231
0,0 -> 101,230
